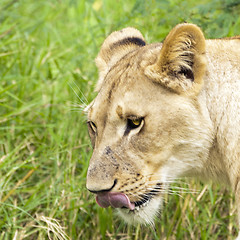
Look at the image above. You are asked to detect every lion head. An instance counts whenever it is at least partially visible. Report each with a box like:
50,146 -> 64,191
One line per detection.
86,24 -> 213,224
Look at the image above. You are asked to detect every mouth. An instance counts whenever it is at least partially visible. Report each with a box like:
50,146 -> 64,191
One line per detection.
125,183 -> 162,214
96,183 -> 162,212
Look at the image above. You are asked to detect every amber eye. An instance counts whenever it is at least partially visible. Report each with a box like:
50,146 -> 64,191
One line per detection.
127,118 -> 143,129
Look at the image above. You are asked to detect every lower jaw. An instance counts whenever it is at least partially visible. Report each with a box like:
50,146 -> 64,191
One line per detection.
117,196 -> 162,225
127,199 -> 151,213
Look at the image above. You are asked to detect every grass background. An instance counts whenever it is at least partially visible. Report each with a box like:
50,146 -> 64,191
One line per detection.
0,0 -> 240,239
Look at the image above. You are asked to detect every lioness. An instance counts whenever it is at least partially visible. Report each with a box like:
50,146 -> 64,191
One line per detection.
86,23 -> 240,238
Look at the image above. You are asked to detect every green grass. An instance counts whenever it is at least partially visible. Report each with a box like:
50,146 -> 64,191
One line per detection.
0,0 -> 240,239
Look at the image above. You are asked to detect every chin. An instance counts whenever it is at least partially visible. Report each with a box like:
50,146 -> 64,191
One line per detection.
117,196 -> 162,226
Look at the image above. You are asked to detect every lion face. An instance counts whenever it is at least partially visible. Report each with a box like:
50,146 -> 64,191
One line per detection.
86,24 -> 213,224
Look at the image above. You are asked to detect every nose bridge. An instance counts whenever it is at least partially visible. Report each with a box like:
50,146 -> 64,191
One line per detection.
86,146 -> 120,193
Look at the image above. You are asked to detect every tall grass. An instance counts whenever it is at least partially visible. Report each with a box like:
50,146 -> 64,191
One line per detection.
0,0 -> 239,239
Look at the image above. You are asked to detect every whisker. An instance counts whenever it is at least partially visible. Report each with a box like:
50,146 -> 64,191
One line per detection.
145,176 -> 191,186
145,184 -> 198,193
68,101 -> 88,112
68,81 -> 88,107
70,80 -> 89,104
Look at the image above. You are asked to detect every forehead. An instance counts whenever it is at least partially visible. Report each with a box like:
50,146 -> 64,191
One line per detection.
88,44 -> 165,119
88,77 -> 167,123
89,58 -> 139,114
104,52 -> 143,99
88,86 -> 148,121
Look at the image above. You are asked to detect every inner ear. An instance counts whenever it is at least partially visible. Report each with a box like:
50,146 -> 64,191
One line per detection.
145,23 -> 206,95
162,34 -> 197,82
178,60 -> 194,81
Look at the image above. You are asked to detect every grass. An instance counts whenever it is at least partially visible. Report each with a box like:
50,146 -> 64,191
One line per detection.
0,0 -> 240,239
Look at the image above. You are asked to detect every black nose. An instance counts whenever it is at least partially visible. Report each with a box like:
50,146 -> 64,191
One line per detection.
87,179 -> 118,194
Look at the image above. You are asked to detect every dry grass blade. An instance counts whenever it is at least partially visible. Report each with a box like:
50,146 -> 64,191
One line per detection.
34,215 -> 70,240
1,168 -> 36,203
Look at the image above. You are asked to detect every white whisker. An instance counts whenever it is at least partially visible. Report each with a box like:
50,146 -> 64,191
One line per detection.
70,80 -> 89,104
68,81 -> 88,108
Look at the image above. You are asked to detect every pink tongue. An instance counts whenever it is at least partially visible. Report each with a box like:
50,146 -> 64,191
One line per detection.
96,192 -> 135,210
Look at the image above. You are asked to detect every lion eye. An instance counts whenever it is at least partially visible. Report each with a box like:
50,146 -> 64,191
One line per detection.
88,121 -> 97,133
127,118 -> 143,129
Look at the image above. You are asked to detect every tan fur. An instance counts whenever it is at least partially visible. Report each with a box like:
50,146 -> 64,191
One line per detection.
86,23 -> 240,237
95,27 -> 145,92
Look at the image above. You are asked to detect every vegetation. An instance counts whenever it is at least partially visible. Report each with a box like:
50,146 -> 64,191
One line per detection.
0,0 -> 240,239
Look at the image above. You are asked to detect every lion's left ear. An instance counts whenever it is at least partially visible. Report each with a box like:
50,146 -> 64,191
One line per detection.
145,23 -> 206,95
95,27 -> 146,92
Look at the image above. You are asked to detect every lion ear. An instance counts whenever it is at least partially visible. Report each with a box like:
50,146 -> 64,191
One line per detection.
95,27 -> 146,91
145,23 -> 206,95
